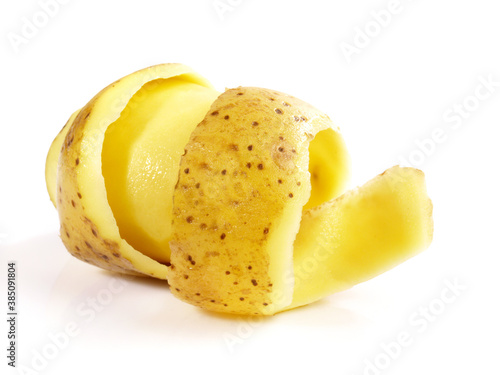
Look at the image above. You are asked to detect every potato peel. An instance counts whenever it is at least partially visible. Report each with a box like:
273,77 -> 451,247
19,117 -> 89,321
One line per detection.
168,87 -> 350,315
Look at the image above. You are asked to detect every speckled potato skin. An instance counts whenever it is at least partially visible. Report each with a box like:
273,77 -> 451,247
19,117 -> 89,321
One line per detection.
168,87 -> 340,315
57,101 -> 144,276
46,109 -> 80,207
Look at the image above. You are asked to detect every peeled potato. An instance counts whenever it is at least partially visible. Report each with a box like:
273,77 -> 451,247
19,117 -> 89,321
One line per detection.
46,64 -> 433,316
46,64 -> 219,278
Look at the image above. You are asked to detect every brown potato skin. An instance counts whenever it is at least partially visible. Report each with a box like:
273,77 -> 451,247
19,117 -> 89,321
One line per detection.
168,87 -> 336,315
57,99 -> 144,276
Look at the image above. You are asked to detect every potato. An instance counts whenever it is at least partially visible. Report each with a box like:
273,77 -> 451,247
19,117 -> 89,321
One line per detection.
47,64 -> 219,278
46,64 -> 433,316
168,87 -> 350,314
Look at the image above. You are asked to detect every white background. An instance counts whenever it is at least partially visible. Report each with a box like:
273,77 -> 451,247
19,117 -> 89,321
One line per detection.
1,0 -> 500,374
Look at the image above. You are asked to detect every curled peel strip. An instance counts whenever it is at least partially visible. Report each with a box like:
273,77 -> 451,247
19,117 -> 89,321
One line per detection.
46,64 -> 433,316
168,87 -> 350,314
168,87 -> 432,315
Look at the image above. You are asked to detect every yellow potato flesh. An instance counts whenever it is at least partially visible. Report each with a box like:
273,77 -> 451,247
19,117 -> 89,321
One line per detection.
102,78 -> 219,263
289,166 -> 433,310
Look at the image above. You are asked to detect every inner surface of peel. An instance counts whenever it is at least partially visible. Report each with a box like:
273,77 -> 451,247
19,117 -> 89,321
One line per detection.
305,128 -> 350,210
288,166 -> 432,310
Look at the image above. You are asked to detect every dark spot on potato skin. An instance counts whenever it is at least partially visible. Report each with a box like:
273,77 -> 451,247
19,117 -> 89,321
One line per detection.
71,200 -> 76,208
211,111 -> 219,116
91,228 -> 98,237
77,192 -> 82,199
75,158 -> 80,165
275,108 -> 283,115
224,115 -> 230,120
186,216 -> 194,223
247,145 -> 253,151
252,121 -> 259,126
263,228 -> 269,234
258,164 -> 264,170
